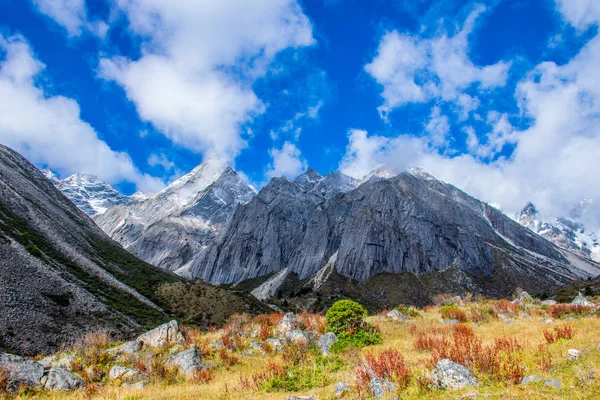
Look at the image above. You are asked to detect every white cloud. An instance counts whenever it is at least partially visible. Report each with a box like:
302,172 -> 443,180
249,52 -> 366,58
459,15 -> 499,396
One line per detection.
147,153 -> 175,172
365,4 -> 510,118
555,0 -> 600,31
424,106 -> 450,147
30,0 -> 108,38
100,0 -> 314,165
265,142 -> 307,180
0,33 -> 163,192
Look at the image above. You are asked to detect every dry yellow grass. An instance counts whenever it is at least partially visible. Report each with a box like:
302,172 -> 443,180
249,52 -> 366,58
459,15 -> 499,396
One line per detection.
4,301 -> 600,400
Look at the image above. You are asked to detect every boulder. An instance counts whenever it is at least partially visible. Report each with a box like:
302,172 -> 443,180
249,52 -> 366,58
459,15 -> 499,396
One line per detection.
513,291 -> 533,304
369,378 -> 398,400
277,313 -> 301,334
521,375 -> 542,385
106,340 -> 143,356
0,352 -> 44,389
568,349 -> 581,361
334,381 -> 351,396
44,367 -> 84,391
166,348 -> 203,375
136,320 -> 185,348
318,332 -> 338,355
38,353 -> 76,370
542,300 -> 557,306
571,293 -> 594,307
265,338 -> 283,351
284,329 -> 313,344
386,310 -> 408,321
109,366 -> 142,382
544,378 -> 562,389
431,359 -> 479,390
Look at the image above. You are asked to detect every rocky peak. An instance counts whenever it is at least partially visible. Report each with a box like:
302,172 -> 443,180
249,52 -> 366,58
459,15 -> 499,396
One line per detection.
155,160 -> 226,205
41,168 -> 61,185
363,165 -> 399,182
311,171 -> 360,198
294,168 -> 323,191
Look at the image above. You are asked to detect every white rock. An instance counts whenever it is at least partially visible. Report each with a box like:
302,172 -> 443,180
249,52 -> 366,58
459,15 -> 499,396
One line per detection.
136,320 -> 185,348
431,359 -> 479,390
44,367 -> 84,391
277,313 -> 301,334
568,349 -> 581,361
318,332 -> 338,355
386,310 -> 409,321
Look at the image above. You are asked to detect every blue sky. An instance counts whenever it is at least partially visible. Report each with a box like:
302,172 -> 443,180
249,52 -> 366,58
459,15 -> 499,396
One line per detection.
0,0 -> 599,220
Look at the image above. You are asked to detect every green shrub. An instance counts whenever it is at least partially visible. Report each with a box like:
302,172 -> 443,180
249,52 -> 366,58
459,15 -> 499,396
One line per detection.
396,304 -> 421,318
325,299 -> 382,352
263,365 -> 329,392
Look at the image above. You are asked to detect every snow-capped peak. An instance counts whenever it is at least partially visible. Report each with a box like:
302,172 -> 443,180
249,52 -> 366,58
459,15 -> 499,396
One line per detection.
156,160 -> 226,206
42,168 -> 62,185
363,165 -> 400,182
517,200 -> 599,262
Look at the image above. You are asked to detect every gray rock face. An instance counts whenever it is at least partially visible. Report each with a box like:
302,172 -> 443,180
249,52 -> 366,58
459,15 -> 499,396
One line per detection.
166,348 -> 203,375
0,352 -> 44,389
95,164 -> 255,273
0,145 -> 181,356
318,332 -> 338,355
265,338 -> 284,351
136,320 -> 184,348
187,169 -> 600,298
44,367 -> 84,391
431,359 -> 478,390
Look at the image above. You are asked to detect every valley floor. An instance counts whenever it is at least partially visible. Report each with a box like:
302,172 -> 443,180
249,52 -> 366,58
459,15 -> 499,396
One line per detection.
3,298 -> 600,400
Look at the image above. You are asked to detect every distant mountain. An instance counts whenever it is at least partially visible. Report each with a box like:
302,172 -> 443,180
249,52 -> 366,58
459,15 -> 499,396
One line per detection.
42,170 -> 135,216
188,167 -> 600,309
0,145 -> 266,355
95,163 -> 256,272
517,201 -> 599,262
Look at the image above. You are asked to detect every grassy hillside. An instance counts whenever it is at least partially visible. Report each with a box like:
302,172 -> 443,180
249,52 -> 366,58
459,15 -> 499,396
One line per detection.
9,296 -> 600,399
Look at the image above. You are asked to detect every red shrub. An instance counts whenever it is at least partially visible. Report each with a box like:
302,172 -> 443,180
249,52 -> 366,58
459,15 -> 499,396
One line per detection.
356,349 -> 411,392
544,323 -> 575,344
536,345 -> 553,372
548,304 -> 590,319
299,312 -> 327,334
219,347 -> 240,368
440,308 -> 467,322
494,299 -> 518,315
191,368 -> 215,384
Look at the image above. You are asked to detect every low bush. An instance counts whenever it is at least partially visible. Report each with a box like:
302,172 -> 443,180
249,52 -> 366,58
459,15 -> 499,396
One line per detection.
548,304 -> 591,319
356,349 -> 410,398
218,347 -> 241,369
395,304 -> 421,318
439,306 -> 467,322
190,369 -> 215,385
536,344 -> 553,372
326,300 -> 382,352
544,323 -> 575,343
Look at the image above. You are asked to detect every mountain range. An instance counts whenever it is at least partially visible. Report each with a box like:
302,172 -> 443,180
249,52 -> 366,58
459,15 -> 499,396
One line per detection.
0,145 -> 266,355
42,157 -> 600,310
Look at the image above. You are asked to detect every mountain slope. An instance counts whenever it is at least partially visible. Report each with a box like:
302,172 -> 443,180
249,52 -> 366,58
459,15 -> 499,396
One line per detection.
188,168 -> 600,306
0,145 -> 265,355
95,164 -> 256,272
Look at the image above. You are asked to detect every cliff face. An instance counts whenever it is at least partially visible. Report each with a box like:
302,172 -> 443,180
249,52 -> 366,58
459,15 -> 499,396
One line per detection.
186,169 -> 598,299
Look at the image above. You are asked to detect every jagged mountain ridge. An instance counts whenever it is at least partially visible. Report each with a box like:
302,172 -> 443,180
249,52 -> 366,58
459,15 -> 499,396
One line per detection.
187,167 -> 600,304
518,201 -> 600,262
42,169 -> 136,216
94,163 -> 256,272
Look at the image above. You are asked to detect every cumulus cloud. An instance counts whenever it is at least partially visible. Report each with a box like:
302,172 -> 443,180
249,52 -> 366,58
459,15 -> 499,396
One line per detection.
0,33 -> 163,192
265,142 -> 307,180
30,0 -> 108,38
365,4 -> 510,118
554,0 -> 600,31
99,0 -> 314,165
